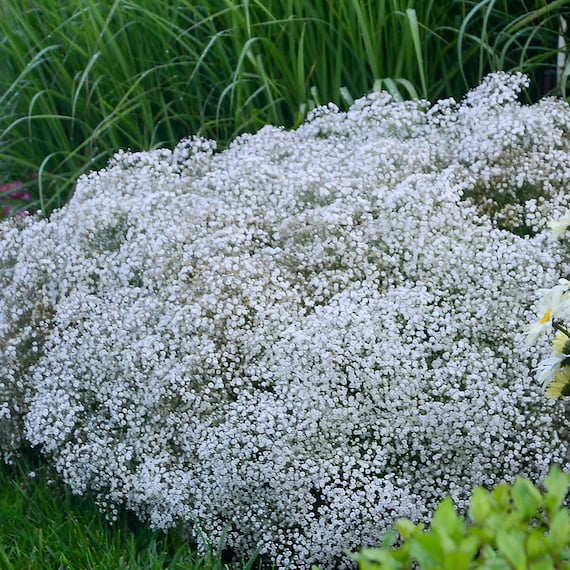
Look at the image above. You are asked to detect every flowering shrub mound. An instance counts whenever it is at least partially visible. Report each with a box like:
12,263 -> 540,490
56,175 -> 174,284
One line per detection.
1,73 -> 570,568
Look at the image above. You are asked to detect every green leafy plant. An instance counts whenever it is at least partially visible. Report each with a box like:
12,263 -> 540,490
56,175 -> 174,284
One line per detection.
352,466 -> 570,570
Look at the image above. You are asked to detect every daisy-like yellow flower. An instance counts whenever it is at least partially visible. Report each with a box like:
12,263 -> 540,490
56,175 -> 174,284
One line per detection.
525,279 -> 570,345
545,366 -> 570,398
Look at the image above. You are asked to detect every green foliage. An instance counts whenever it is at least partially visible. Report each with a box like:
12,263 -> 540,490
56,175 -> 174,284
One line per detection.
0,0 -> 566,214
352,466 -> 570,570
456,0 -> 569,95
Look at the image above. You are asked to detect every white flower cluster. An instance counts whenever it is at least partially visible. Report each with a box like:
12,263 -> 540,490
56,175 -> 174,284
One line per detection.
1,72 -> 570,568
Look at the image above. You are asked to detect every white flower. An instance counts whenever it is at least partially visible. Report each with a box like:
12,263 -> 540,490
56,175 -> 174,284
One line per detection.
536,354 -> 566,387
545,367 -> 570,398
534,330 -> 570,396
547,209 -> 570,240
525,279 -> 570,345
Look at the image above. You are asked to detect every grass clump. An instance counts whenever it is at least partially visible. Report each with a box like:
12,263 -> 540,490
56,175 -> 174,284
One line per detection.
0,449 -> 261,569
0,0 -> 566,214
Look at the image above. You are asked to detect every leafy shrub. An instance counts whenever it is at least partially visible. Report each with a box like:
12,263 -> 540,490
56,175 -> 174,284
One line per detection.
1,73 -> 570,568
352,466 -> 570,570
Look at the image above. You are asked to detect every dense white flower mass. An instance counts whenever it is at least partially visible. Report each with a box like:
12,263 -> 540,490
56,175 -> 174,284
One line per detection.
1,72 -> 570,568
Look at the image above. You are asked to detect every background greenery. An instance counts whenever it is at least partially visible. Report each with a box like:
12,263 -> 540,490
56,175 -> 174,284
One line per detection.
0,1 -> 569,568
0,0 -> 568,213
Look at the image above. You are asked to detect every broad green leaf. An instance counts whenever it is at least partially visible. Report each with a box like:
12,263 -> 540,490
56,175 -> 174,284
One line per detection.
470,487 -> 492,525
526,529 -> 549,560
528,558 -> 557,570
395,518 -> 418,541
491,483 -> 512,509
442,549 -> 474,570
431,496 -> 465,545
550,509 -> 570,551
478,544 -> 512,570
381,528 -> 397,549
458,534 -> 481,560
543,467 -> 570,515
511,477 -> 542,520
496,529 -> 527,570
350,547 -> 402,570
409,533 -> 444,568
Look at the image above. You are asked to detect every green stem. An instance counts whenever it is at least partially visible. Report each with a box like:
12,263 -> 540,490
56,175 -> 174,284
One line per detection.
552,321 -> 570,339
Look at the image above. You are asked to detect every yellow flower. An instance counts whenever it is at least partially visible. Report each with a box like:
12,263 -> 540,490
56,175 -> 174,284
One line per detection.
545,367 -> 570,398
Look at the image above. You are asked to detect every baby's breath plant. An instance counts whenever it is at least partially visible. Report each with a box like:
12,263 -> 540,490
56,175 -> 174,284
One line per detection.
2,73 -> 570,569
0,450 -> 224,569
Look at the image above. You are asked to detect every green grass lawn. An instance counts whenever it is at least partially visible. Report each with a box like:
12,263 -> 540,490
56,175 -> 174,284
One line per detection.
0,450 -> 260,569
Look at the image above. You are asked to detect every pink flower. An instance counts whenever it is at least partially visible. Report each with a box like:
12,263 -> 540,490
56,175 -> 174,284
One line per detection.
0,180 -> 32,217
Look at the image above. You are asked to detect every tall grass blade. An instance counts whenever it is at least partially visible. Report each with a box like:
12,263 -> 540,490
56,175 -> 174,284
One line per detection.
405,8 -> 428,99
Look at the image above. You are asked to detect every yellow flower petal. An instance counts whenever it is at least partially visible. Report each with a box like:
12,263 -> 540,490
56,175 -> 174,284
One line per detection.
539,308 -> 552,325
545,367 -> 570,398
